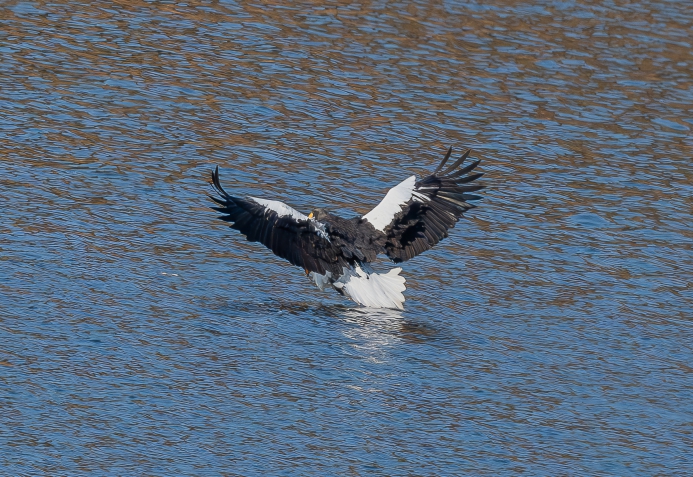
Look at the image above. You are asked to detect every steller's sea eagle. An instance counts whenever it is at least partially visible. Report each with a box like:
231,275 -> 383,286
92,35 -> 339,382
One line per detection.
209,147 -> 484,310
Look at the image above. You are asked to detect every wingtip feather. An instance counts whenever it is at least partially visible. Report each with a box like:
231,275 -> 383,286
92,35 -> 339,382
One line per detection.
449,159 -> 482,179
439,149 -> 471,176
456,172 -> 484,184
211,165 -> 229,198
432,146 -> 453,175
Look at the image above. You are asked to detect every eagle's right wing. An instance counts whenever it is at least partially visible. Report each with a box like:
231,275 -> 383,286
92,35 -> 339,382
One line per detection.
362,147 -> 484,263
210,167 -> 349,276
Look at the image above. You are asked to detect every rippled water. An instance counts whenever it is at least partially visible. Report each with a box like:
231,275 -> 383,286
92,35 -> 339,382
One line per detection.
2,0 -> 692,475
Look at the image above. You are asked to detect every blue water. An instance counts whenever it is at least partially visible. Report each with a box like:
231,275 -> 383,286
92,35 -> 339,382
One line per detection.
1,0 -> 692,475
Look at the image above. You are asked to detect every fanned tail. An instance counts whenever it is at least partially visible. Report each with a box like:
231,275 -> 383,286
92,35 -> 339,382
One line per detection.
335,265 -> 406,310
309,265 -> 407,310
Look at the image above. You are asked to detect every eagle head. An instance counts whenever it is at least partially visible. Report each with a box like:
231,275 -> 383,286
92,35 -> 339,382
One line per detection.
308,208 -> 328,221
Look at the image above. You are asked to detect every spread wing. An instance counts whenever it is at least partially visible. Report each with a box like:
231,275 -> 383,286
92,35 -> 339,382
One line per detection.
362,147 -> 484,263
210,167 -> 351,276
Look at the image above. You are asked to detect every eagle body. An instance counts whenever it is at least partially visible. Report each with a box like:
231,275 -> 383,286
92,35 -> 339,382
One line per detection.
210,147 -> 484,309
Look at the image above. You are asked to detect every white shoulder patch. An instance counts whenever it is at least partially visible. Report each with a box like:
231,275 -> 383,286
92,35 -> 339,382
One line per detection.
362,175 -> 417,232
250,197 -> 330,241
250,197 -> 308,221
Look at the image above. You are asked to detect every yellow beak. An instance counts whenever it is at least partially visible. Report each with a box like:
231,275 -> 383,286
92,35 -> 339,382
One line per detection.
308,212 -> 313,219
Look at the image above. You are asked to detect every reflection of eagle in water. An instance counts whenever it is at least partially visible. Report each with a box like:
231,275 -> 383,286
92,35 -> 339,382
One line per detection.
210,147 -> 484,309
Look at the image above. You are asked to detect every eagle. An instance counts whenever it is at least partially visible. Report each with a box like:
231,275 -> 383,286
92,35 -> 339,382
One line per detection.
209,147 -> 484,310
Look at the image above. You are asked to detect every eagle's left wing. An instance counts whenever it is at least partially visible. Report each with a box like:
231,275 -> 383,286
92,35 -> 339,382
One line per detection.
362,147 -> 484,263
210,167 -> 350,276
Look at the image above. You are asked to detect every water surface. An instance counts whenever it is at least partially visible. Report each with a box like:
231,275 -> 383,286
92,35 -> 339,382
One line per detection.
1,0 -> 692,475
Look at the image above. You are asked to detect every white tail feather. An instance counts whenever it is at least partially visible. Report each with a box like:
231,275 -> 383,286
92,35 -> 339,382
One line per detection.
309,265 -> 407,309
335,265 -> 406,310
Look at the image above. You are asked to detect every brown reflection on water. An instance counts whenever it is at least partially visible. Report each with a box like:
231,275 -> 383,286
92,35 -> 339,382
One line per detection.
1,0 -> 692,475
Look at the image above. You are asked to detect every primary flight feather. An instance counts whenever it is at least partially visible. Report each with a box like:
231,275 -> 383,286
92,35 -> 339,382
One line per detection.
209,147 -> 484,309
